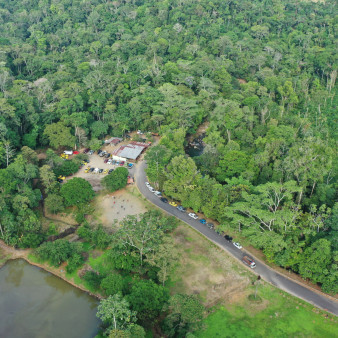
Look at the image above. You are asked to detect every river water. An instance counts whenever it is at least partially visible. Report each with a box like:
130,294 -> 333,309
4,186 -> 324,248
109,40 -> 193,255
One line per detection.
0,259 -> 99,338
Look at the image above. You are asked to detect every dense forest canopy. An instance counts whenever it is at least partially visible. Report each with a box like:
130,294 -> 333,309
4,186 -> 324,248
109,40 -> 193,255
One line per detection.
0,0 -> 337,293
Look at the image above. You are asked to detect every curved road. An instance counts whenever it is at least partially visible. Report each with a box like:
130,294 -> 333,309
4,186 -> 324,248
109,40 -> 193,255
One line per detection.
135,160 -> 338,315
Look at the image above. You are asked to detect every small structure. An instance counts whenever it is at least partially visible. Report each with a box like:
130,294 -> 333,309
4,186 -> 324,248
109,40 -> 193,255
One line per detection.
104,137 -> 123,145
112,141 -> 150,162
127,177 -> 134,185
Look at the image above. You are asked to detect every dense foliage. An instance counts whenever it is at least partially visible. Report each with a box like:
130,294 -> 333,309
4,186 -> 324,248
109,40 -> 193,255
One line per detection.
0,0 -> 336,297
101,166 -> 128,192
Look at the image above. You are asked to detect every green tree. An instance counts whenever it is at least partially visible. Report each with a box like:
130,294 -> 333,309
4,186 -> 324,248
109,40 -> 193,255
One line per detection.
60,177 -> 95,206
44,194 -> 64,214
43,122 -> 75,149
97,294 -> 137,333
102,167 -> 128,192
101,274 -> 125,296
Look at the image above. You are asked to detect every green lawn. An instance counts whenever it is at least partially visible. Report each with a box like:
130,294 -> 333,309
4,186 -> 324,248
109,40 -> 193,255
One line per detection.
196,284 -> 338,338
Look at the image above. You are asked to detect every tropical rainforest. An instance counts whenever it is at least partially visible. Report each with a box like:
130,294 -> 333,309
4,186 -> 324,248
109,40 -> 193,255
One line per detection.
0,0 -> 337,316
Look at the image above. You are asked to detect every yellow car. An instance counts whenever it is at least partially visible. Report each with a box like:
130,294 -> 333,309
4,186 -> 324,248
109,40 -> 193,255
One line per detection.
84,167 -> 90,173
58,175 -> 66,180
103,169 -> 109,174
60,154 -> 69,159
169,201 -> 178,207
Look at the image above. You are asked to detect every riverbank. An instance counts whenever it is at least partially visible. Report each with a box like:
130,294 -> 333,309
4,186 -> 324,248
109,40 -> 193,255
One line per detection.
0,240 -> 102,300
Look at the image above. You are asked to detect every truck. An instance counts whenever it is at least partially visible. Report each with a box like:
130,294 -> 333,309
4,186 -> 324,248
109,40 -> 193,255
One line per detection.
63,150 -> 73,155
242,256 -> 256,269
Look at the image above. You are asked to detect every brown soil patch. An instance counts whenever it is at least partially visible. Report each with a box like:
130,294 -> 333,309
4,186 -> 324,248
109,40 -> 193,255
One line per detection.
171,225 -> 251,307
94,186 -> 148,229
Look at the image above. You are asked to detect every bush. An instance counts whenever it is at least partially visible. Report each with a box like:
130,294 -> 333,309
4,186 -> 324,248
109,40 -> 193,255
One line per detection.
83,270 -> 103,290
66,253 -> 84,273
54,160 -> 79,177
101,167 -> 128,192
60,177 -> 95,206
100,274 -> 125,296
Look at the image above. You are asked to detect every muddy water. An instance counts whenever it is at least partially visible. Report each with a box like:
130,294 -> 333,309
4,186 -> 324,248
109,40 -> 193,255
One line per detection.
0,259 -> 99,338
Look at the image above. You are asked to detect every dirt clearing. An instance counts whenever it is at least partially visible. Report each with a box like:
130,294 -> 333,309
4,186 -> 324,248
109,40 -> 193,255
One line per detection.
93,186 -> 148,229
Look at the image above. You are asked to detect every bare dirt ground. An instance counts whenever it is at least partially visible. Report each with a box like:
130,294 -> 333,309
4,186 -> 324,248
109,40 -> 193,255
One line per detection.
171,224 -> 252,307
93,186 -> 148,229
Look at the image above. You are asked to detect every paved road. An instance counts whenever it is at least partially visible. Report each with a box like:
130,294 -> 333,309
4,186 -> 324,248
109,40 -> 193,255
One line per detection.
135,160 -> 338,315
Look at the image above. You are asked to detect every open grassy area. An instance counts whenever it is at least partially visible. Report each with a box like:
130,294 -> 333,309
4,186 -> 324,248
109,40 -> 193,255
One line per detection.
196,286 -> 338,338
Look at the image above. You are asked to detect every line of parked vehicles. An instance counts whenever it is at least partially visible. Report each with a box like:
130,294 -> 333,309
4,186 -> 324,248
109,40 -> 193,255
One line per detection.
145,181 -> 256,269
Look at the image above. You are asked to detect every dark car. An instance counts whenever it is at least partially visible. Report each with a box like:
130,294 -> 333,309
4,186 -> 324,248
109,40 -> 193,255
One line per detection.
88,150 -> 94,155
224,235 -> 233,241
105,153 -> 111,158
97,149 -> 102,154
83,148 -> 89,154
200,219 -> 207,224
89,167 -> 95,172
206,222 -> 214,229
104,159 -> 108,163
108,169 -> 114,174
99,168 -> 104,173
112,160 -> 116,165
57,178 -> 63,183
160,197 -> 168,203
177,205 -> 186,212
125,134 -> 131,139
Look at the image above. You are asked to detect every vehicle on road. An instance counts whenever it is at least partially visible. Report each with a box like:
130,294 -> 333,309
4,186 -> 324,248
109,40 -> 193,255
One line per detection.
154,191 -> 162,196
160,197 -> 168,203
188,213 -> 198,220
224,235 -> 233,241
108,169 -> 114,174
103,169 -> 109,174
242,256 -> 256,268
233,242 -> 242,249
199,219 -> 207,224
177,205 -> 186,212
207,222 -> 214,229
169,201 -> 178,207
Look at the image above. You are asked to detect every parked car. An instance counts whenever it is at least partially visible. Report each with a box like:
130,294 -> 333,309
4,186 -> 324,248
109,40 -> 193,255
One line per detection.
177,205 -> 186,212
94,168 -> 99,173
119,161 -> 125,166
115,161 -> 120,165
58,175 -> 66,180
112,160 -> 116,165
137,130 -> 143,134
233,242 -> 242,249
63,150 -> 73,155
57,178 -> 63,183
160,197 -> 168,203
148,187 -> 155,193
107,159 -> 112,164
99,151 -> 106,157
145,182 -> 150,186
99,168 -> 104,173
242,256 -> 256,269
97,149 -> 102,154
84,167 -> 90,173
105,153 -> 111,158
206,222 -> 214,229
154,191 -> 162,196
199,219 -> 207,224
83,148 -> 89,154
188,213 -> 198,220
127,163 -> 134,168
224,235 -> 233,241
89,167 -> 95,172
104,159 -> 108,163
88,150 -> 94,155
108,169 -> 114,174
169,201 -> 178,207
103,169 -> 109,174
125,134 -> 131,139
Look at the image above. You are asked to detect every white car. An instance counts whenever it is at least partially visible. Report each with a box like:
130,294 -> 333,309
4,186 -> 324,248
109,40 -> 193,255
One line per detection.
94,168 -> 99,173
107,159 -> 112,164
233,242 -> 242,249
188,213 -> 198,220
148,186 -> 155,192
145,182 -> 150,186
154,191 -> 162,196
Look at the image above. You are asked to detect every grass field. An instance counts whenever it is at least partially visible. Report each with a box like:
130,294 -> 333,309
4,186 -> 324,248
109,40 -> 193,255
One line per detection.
195,284 -> 338,338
